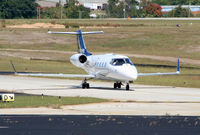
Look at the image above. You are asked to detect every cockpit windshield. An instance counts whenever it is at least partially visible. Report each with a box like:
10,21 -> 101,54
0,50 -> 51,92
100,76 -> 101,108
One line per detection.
110,58 -> 134,66
125,58 -> 134,65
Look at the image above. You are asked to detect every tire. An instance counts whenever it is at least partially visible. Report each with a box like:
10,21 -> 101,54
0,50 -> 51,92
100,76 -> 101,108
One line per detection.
82,83 -> 86,89
117,83 -> 121,88
114,83 -> 117,89
86,83 -> 90,89
126,85 -> 129,90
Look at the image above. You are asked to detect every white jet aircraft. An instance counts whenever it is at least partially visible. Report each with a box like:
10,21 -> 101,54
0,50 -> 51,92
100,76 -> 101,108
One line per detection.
13,30 -> 180,90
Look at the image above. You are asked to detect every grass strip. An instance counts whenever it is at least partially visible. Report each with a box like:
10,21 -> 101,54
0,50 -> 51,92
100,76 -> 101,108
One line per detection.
0,95 -> 108,108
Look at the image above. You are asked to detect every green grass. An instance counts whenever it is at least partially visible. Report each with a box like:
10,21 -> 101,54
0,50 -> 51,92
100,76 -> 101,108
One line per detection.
0,55 -> 199,88
0,19 -> 199,88
3,19 -> 200,26
0,94 -> 108,108
135,66 -> 200,88
1,21 -> 200,59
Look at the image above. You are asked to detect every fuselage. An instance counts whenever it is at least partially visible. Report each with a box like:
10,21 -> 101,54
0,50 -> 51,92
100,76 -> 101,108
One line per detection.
70,53 -> 138,82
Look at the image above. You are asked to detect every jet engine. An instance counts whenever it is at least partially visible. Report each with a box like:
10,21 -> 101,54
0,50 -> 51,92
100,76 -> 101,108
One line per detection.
70,54 -> 88,67
79,54 -> 87,63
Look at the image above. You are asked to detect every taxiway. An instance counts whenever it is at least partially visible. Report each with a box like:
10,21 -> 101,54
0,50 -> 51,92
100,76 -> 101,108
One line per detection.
0,75 -> 200,115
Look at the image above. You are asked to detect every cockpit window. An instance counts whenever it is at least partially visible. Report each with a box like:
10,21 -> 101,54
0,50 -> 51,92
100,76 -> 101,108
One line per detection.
111,59 -> 125,66
111,58 -> 134,66
125,58 -> 134,65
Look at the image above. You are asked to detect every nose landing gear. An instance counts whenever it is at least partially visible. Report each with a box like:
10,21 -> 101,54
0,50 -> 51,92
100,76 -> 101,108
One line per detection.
125,81 -> 130,90
126,83 -> 129,90
82,78 -> 90,89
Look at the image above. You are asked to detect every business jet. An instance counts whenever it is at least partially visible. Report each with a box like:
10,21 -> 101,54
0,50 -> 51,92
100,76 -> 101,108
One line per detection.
12,30 -> 180,90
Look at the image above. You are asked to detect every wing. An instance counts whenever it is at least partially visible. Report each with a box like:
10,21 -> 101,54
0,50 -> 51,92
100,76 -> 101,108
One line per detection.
10,61 -> 95,78
138,59 -> 180,77
16,73 -> 95,78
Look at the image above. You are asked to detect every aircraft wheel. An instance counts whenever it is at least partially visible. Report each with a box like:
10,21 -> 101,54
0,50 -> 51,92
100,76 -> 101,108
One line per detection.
114,83 -> 117,89
82,83 -> 86,89
126,84 -> 129,91
86,83 -> 90,89
117,83 -> 121,88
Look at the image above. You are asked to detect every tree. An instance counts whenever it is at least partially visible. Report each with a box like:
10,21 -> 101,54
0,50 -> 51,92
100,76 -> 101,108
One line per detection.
0,0 -> 39,19
106,0 -> 119,17
145,3 -> 162,17
168,5 -> 194,17
65,0 -> 90,18
126,0 -> 138,5
125,0 -> 140,17
140,0 -> 151,8
106,0 -> 140,18
152,0 -> 169,5
41,7 -> 61,19
152,0 -> 200,5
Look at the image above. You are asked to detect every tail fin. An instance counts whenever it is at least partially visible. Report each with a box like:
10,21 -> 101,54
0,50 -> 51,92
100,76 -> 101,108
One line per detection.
176,58 -> 180,74
76,29 -> 91,56
48,30 -> 103,56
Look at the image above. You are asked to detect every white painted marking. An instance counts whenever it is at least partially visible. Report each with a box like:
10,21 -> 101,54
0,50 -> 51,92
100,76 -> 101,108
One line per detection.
0,126 -> 9,128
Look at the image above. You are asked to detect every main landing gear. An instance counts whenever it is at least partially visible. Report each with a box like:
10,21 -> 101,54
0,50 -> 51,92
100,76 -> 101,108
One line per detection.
82,78 -> 90,89
113,82 -> 130,90
114,82 -> 122,89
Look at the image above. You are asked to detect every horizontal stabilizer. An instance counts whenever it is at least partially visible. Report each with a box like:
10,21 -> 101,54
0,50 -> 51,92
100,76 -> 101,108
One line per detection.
48,31 -> 104,35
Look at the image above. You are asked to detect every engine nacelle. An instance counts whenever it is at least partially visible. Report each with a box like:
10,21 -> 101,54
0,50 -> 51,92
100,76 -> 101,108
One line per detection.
70,54 -> 88,67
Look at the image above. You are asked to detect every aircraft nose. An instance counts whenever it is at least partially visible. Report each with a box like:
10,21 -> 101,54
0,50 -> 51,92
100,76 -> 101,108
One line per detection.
117,65 -> 138,81
123,70 -> 138,80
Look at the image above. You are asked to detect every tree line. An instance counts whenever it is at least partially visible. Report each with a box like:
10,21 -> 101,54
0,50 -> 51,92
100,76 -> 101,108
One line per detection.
106,0 -> 198,18
0,0 -> 90,19
0,0 -> 39,19
152,0 -> 200,5
0,0 -> 199,19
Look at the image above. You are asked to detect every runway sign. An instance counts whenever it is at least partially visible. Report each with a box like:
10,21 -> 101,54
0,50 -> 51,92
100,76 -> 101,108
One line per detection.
0,94 -> 15,102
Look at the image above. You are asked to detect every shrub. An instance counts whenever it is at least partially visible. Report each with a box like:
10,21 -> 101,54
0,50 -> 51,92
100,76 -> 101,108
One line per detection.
0,20 -> 6,28
50,20 -> 56,24
72,24 -> 79,28
145,3 -> 163,17
65,24 -> 69,29
168,5 -> 194,17
196,13 -> 200,17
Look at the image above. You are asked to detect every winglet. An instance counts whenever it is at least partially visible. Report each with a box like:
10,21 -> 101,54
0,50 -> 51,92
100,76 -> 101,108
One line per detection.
10,61 -> 17,74
176,58 -> 180,74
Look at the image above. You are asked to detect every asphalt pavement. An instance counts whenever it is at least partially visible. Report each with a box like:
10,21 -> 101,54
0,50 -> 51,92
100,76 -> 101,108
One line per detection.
0,115 -> 200,135
1,75 -> 200,116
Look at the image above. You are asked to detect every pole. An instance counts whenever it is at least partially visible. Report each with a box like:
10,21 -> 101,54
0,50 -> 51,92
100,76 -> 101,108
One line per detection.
36,7 -> 41,19
60,0 -> 62,19
188,0 -> 191,17
37,7 -> 38,19
79,11 -> 82,19
38,7 -> 40,19
123,0 -> 126,18
123,8 -> 125,18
